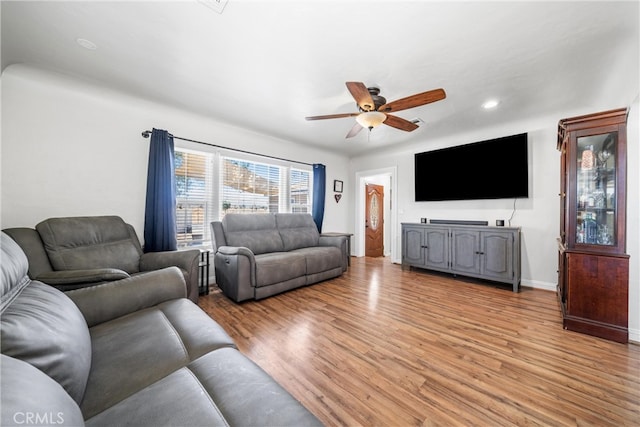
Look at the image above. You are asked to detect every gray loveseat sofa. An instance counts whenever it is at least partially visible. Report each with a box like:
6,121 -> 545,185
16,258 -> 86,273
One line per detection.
211,213 -> 347,302
0,232 -> 321,426
3,215 -> 201,302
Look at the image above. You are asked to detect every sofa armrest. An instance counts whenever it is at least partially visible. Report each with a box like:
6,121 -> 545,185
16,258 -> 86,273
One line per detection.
319,235 -> 348,271
319,235 -> 346,247
66,267 -> 186,327
140,249 -> 200,302
36,268 -> 130,285
214,246 -> 256,302
140,249 -> 200,271
217,245 -> 255,258
139,249 -> 199,272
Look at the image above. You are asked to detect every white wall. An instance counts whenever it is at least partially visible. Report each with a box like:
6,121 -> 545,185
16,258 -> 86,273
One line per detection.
0,64 -> 350,238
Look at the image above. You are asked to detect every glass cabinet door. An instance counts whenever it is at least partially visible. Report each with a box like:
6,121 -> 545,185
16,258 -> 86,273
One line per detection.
575,132 -> 617,246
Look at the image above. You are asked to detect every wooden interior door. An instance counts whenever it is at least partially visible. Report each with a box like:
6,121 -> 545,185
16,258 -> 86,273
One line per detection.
365,183 -> 384,257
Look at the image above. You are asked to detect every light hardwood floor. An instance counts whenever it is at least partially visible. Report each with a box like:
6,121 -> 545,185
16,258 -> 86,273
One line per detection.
198,257 -> 640,426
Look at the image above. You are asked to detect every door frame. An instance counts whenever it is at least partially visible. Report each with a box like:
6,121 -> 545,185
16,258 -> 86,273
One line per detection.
354,166 -> 399,263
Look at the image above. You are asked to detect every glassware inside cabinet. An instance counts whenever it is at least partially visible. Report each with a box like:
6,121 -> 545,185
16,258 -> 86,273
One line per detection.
575,132 -> 617,246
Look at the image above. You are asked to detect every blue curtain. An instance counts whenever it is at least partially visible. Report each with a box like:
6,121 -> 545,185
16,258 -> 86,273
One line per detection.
143,128 -> 177,252
312,163 -> 326,232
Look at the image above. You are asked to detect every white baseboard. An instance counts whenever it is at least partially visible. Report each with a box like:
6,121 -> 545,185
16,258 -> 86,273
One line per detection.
521,279 -> 557,292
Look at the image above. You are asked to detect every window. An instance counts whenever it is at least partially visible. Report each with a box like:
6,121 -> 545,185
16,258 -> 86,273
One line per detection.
174,147 -> 312,248
175,150 -> 213,247
221,158 -> 280,215
290,167 -> 312,213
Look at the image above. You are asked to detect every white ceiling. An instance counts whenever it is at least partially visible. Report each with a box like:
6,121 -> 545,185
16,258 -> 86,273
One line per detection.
2,1 -> 638,156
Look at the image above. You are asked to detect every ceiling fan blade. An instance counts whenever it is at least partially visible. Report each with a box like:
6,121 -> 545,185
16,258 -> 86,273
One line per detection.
346,122 -> 364,138
346,81 -> 375,112
383,114 -> 419,132
378,88 -> 446,113
305,112 -> 359,121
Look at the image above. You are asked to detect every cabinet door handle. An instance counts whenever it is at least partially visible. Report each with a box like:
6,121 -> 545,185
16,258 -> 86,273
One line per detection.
475,251 -> 485,255
421,245 -> 429,249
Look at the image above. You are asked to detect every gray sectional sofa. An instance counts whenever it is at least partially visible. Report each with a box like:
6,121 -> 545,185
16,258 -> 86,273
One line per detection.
0,232 -> 322,426
211,213 -> 348,302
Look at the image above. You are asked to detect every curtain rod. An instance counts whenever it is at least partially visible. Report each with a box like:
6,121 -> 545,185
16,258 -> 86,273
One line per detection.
141,130 -> 313,166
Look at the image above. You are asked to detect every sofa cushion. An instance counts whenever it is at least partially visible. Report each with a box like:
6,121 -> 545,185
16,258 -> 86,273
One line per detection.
293,246 -> 343,274
85,348 -> 322,427
36,216 -> 142,273
222,214 -> 284,255
187,348 -> 323,426
80,299 -> 236,419
254,252 -> 306,288
1,355 -> 86,427
276,213 -> 320,251
84,364 -> 229,427
0,233 -> 92,405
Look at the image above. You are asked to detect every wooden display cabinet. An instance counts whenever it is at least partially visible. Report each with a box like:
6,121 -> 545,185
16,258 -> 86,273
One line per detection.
557,108 -> 629,343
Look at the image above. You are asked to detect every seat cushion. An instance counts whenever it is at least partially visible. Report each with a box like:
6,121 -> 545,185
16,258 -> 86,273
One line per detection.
85,348 -> 322,427
36,216 -> 142,273
85,364 -> 229,427
254,252 -> 306,287
293,246 -> 343,274
80,299 -> 236,419
186,348 -> 322,426
222,214 -> 284,255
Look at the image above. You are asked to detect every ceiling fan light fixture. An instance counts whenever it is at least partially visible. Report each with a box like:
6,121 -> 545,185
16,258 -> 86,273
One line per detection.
482,99 -> 499,109
356,111 -> 387,129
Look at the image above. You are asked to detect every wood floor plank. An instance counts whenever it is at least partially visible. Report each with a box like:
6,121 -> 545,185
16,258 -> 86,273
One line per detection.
198,257 -> 640,426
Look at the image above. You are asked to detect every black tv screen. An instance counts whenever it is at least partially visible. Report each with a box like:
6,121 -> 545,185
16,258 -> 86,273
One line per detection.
414,133 -> 529,201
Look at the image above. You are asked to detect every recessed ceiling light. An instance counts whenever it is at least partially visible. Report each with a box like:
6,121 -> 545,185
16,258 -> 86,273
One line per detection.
76,38 -> 97,50
482,99 -> 499,109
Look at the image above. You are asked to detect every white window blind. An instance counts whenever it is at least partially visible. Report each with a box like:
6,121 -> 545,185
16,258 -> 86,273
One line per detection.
175,149 -> 214,247
291,167 -> 311,213
220,157 -> 281,217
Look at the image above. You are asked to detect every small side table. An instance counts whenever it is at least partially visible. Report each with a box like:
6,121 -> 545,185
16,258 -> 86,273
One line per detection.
321,232 -> 353,266
198,250 -> 210,295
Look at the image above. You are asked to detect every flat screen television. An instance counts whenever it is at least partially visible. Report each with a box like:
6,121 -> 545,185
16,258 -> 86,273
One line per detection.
414,133 -> 529,201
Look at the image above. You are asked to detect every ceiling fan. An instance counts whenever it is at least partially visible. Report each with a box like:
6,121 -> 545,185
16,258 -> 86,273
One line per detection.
305,82 -> 446,138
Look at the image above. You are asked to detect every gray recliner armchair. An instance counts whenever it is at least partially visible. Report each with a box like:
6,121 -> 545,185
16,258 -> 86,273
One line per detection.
3,215 -> 201,302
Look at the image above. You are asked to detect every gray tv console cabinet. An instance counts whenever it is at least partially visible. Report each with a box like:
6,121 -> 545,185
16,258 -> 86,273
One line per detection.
401,222 -> 521,292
